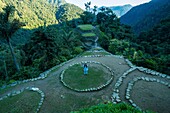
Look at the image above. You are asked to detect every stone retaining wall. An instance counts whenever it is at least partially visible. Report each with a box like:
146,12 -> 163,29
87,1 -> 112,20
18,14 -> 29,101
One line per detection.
60,61 -> 114,92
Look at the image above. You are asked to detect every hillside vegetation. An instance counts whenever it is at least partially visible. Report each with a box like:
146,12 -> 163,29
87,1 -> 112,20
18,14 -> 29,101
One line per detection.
120,0 -> 170,34
0,3 -> 83,85
0,0 -> 59,29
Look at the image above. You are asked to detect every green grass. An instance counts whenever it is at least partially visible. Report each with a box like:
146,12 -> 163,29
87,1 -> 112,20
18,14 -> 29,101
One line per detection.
77,24 -> 93,31
91,47 -> 103,51
0,90 -> 41,113
82,51 -> 111,56
82,33 -> 96,37
49,93 -> 102,113
63,64 -> 110,90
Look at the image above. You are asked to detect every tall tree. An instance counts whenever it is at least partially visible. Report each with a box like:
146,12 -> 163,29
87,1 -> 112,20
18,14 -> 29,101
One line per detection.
0,5 -> 25,71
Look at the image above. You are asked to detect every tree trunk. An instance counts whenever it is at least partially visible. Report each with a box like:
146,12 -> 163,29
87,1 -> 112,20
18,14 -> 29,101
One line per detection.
3,60 -> 8,80
7,38 -> 20,72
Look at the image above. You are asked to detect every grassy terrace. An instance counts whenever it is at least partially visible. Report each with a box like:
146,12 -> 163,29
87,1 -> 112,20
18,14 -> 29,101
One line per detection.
63,64 -> 110,90
82,33 -> 96,37
82,51 -> 111,56
0,90 -> 41,113
77,24 -> 94,31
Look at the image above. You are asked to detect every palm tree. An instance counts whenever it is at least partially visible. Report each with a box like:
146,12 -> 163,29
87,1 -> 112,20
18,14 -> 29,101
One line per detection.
85,2 -> 91,11
0,5 -> 25,71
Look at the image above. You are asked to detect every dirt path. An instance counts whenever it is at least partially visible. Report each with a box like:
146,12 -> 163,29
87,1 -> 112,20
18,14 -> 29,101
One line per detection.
0,50 -> 170,113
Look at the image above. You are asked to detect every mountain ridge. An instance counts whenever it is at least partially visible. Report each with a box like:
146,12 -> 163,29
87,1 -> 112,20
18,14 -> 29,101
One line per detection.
120,0 -> 170,34
96,4 -> 132,17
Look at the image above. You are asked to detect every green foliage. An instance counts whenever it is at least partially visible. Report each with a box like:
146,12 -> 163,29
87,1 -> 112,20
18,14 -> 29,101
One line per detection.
0,3 -> 84,83
73,47 -> 83,54
96,5 -> 170,75
22,23 -> 83,72
71,103 -> 150,113
8,79 -> 16,84
79,11 -> 95,24
132,17 -> 170,74
0,0 -> 58,29
84,2 -> 91,12
56,3 -> 83,23
0,45 -> 23,80
0,5 -> 25,72
12,66 -> 40,81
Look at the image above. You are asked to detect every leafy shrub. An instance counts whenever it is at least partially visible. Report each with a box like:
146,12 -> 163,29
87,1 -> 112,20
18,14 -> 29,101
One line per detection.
74,47 -> 83,54
71,102 -> 152,113
12,66 -> 40,81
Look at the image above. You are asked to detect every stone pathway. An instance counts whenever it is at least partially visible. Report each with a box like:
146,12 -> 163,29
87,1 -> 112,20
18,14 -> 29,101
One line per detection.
0,48 -> 170,113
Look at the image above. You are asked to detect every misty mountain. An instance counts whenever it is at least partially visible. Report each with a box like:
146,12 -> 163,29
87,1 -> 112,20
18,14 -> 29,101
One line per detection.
120,0 -> 170,34
109,4 -> 132,17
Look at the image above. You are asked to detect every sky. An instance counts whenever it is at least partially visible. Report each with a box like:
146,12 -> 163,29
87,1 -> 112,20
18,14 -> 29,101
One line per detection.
65,0 -> 151,9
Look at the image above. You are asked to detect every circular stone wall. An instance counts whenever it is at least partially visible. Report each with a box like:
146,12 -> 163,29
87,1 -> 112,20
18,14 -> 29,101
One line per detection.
60,61 -> 114,91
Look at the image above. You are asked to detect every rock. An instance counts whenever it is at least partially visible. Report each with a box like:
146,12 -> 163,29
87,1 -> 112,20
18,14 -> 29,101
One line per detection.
161,74 -> 166,78
132,103 -> 137,107
113,102 -> 117,104
156,79 -> 160,83
112,92 -> 118,98
145,77 -> 149,81
39,102 -> 43,106
16,91 -> 21,94
126,88 -> 130,92
31,87 -> 39,91
167,76 -> 170,79
126,95 -> 130,99
116,98 -> 121,102
129,99 -> 133,103
168,85 -> 170,88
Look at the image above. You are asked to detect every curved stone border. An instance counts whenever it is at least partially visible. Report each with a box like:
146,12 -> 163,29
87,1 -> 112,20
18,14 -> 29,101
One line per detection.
0,87 -> 45,113
80,48 -> 124,58
60,61 -> 114,92
112,60 -> 170,104
125,59 -> 135,68
125,77 -> 170,110
81,54 -> 124,59
111,55 -> 170,110
112,67 -> 137,104
125,58 -> 170,79
137,67 -> 170,79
